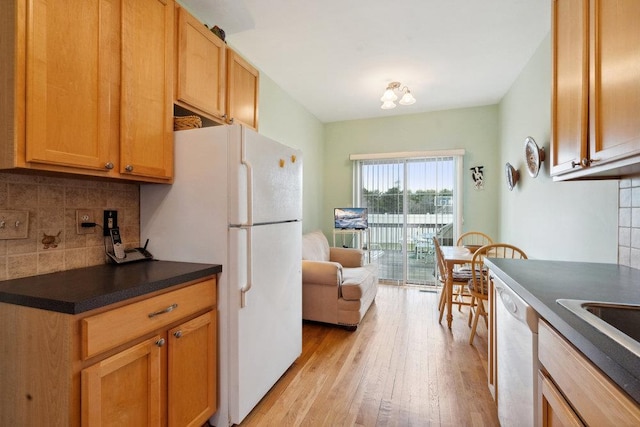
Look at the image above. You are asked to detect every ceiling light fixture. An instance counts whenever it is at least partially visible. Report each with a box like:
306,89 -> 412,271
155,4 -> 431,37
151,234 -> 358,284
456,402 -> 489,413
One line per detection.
380,81 -> 416,109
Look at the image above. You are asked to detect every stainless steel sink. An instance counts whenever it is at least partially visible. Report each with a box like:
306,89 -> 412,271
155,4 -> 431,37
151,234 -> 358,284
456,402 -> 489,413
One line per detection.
557,299 -> 640,358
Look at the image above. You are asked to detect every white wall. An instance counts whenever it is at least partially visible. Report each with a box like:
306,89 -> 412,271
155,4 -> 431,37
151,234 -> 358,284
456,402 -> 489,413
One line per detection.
497,34 -> 618,262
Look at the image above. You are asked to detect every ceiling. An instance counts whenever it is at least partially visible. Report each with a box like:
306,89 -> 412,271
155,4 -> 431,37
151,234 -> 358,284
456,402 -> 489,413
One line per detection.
179,0 -> 551,123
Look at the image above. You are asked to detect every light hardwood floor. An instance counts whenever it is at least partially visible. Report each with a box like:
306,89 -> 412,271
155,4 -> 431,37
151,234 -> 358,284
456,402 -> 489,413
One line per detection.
239,285 -> 499,426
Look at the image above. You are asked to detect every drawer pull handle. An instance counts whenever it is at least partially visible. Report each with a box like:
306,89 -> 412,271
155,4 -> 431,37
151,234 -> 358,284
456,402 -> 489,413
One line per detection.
148,303 -> 178,318
156,338 -> 165,347
173,331 -> 183,339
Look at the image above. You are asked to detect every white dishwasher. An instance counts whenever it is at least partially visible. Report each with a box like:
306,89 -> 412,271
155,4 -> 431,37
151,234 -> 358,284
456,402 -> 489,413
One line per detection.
494,276 -> 539,427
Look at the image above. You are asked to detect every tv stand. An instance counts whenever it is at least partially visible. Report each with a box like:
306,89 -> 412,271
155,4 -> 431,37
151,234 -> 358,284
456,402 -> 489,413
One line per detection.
332,228 -> 371,263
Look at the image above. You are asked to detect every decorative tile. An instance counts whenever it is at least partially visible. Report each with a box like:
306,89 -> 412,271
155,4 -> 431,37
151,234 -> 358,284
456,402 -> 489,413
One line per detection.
619,246 -> 631,267
620,188 -> 632,208
619,227 -> 631,247
0,172 -> 139,279
7,254 -> 37,279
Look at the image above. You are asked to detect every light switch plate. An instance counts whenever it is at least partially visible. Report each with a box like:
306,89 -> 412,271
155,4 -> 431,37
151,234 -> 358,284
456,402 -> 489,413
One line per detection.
0,210 -> 29,240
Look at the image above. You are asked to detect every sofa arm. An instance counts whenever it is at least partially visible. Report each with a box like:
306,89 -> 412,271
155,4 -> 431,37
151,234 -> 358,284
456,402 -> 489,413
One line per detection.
302,260 -> 343,286
329,247 -> 364,268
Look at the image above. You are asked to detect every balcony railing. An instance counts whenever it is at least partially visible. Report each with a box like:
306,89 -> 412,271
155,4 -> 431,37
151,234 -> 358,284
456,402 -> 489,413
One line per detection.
366,216 -> 453,285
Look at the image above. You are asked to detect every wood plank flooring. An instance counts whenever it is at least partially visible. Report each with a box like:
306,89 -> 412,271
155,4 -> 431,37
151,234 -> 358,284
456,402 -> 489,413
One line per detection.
238,285 -> 499,426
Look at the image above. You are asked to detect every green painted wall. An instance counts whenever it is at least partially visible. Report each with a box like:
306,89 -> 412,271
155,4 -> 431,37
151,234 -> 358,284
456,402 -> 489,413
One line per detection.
257,75 -> 325,233
255,33 -> 618,262
498,34 -> 618,262
323,107 -> 501,239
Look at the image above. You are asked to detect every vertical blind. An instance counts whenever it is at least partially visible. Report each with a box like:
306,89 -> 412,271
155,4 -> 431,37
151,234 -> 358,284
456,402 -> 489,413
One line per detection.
351,150 -> 464,284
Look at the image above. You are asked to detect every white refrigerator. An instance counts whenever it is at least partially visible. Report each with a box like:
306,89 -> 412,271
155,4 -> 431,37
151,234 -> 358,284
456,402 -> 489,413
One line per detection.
140,124 -> 303,426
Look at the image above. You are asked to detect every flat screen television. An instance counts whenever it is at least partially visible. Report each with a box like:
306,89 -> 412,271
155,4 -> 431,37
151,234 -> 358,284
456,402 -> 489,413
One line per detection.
334,207 -> 368,229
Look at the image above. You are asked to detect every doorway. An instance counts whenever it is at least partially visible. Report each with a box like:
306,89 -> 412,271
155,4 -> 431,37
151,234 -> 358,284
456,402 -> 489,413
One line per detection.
354,154 -> 461,286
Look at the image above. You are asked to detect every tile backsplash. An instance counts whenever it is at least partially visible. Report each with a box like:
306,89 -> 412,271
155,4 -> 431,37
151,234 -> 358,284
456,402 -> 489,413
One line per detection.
618,177 -> 640,268
0,172 -> 139,280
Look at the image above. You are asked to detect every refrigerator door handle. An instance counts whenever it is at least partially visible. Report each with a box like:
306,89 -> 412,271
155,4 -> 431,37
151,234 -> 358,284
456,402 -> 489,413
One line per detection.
241,136 -> 254,226
240,225 -> 252,308
239,135 -> 254,308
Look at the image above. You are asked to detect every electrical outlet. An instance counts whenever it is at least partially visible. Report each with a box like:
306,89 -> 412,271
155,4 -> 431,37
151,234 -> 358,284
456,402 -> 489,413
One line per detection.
103,210 -> 118,236
76,209 -> 95,234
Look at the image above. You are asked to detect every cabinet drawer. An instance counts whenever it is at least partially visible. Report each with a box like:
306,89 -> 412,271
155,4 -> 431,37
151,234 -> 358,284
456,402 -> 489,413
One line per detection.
81,279 -> 215,359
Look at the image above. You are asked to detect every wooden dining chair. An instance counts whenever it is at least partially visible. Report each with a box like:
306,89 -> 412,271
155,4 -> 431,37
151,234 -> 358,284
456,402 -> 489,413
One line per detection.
433,236 -> 474,322
468,243 -> 527,345
456,231 -> 493,248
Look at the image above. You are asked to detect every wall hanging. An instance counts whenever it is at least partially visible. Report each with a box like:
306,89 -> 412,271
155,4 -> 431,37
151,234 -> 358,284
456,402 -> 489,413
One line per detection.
524,136 -> 545,178
505,162 -> 519,191
470,166 -> 484,190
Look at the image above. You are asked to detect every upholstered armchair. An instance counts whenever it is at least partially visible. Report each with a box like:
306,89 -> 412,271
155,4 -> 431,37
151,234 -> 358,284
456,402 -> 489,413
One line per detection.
301,231 -> 378,330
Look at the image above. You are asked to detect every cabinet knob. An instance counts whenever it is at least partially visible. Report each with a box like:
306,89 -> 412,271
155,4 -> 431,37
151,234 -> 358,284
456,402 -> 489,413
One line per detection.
156,338 -> 165,347
571,158 -> 590,168
125,165 -> 133,172
229,117 -> 235,124
173,331 -> 183,339
222,114 -> 228,120
104,162 -> 114,170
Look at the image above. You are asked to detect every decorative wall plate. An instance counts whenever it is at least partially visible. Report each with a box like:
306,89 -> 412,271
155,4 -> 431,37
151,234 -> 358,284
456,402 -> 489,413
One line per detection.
525,136 -> 545,178
505,162 -> 519,191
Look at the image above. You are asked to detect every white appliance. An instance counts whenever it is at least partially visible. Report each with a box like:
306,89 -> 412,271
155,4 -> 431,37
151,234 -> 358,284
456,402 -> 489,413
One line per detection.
140,124 -> 303,426
494,276 -> 539,427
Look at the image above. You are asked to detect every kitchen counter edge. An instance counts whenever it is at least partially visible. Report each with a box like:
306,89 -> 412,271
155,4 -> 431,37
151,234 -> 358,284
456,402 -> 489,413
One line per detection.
484,258 -> 640,405
0,260 -> 222,315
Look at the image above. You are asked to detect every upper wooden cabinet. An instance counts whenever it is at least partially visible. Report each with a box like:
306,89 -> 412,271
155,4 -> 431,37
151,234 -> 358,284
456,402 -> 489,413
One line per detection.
0,0 -> 174,183
227,48 -> 260,130
175,6 -> 226,121
551,0 -> 640,180
174,7 -> 259,130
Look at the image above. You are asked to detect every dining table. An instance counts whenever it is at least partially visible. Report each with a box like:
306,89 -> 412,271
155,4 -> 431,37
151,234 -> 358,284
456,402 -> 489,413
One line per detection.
439,245 -> 474,328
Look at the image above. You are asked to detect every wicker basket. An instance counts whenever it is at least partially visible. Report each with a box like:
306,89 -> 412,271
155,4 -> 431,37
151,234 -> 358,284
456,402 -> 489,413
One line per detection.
174,115 -> 202,131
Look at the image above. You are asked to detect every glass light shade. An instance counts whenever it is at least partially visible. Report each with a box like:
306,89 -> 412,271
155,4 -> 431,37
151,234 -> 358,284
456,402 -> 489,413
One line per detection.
380,88 -> 398,102
399,91 -> 416,105
381,100 -> 397,109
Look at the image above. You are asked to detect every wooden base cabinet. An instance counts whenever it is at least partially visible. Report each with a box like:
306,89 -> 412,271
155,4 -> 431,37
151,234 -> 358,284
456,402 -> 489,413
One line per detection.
0,0 -> 174,183
0,277 -> 217,426
538,320 -> 640,426
82,336 -> 164,426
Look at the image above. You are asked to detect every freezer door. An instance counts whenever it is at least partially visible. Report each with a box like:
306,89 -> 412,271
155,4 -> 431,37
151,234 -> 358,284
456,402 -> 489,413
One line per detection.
227,221 -> 302,424
228,125 -> 302,225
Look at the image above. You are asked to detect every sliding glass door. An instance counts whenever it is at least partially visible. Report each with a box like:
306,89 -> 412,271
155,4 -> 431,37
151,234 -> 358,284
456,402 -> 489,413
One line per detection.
355,155 -> 460,286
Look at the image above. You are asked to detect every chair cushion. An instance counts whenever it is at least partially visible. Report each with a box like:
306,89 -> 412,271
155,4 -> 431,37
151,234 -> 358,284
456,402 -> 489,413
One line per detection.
341,265 -> 377,300
467,278 -> 488,295
302,231 -> 330,262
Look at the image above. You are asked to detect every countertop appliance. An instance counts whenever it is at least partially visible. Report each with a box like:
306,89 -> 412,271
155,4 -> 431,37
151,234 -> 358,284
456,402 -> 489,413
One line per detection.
494,275 -> 539,427
140,124 -> 303,426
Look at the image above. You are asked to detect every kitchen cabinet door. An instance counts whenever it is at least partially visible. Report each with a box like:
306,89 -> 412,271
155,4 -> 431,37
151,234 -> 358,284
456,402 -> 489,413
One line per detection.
168,311 -> 217,427
176,6 -> 226,121
81,336 -> 163,426
551,0 -> 589,176
551,0 -> 640,179
227,48 -> 259,130
538,371 -> 585,427
588,0 -> 640,164
120,0 -> 174,180
25,0 -> 115,172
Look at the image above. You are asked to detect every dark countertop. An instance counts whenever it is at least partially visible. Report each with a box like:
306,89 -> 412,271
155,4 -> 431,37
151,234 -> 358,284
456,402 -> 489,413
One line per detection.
0,260 -> 222,314
484,258 -> 640,404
